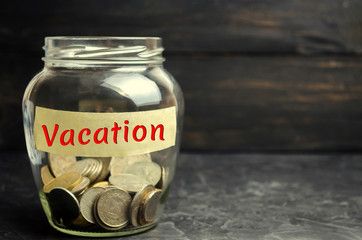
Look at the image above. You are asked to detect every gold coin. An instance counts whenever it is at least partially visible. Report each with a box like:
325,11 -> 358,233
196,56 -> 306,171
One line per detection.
43,172 -> 82,194
109,173 -> 149,194
129,185 -> 155,227
95,188 -> 131,229
92,181 -> 109,188
110,153 -> 152,176
69,213 -> 91,227
124,162 -> 161,186
79,187 -> 106,224
140,189 -> 162,225
71,176 -> 90,196
48,153 -> 76,177
41,165 -> 55,185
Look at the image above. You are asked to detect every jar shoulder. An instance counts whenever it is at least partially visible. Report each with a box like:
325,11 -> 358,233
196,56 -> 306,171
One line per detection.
23,66 -> 183,112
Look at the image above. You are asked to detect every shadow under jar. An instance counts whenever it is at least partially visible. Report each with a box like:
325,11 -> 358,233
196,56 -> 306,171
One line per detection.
22,37 -> 184,237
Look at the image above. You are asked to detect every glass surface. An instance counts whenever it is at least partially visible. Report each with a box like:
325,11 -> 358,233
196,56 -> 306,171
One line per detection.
23,37 -> 184,237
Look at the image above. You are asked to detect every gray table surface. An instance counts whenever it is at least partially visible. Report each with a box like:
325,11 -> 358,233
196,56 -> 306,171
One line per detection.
1,153 -> 362,240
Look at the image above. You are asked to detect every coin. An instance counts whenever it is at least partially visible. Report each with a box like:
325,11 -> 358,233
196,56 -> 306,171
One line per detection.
68,213 -> 91,227
129,185 -> 155,227
94,157 -> 111,182
43,172 -> 82,194
48,153 -> 76,177
93,197 -> 121,231
86,158 -> 103,184
127,153 -> 152,166
62,159 -> 91,175
62,158 -> 102,184
160,182 -> 172,204
110,153 -> 152,176
124,162 -> 161,186
80,158 -> 97,177
79,187 -> 106,224
95,188 -> 131,229
156,166 -> 167,190
47,187 -> 80,220
109,157 -> 126,176
71,176 -> 90,196
140,189 -> 162,225
41,165 -> 55,185
82,159 -> 99,176
109,173 -> 149,194
92,181 -> 109,188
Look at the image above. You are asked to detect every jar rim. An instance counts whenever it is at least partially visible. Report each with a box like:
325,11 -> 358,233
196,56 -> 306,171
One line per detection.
43,36 -> 165,66
45,36 -> 162,41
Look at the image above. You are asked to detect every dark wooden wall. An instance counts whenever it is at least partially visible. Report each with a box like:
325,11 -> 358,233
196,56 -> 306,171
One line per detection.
1,0 -> 362,152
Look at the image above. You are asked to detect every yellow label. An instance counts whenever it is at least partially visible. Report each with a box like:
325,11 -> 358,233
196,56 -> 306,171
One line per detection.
34,106 -> 176,157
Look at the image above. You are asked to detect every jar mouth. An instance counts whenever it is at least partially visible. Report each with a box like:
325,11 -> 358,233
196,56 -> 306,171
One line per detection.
43,36 -> 165,65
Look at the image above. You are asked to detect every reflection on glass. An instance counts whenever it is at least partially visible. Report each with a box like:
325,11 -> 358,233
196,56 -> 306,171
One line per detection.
101,74 -> 161,107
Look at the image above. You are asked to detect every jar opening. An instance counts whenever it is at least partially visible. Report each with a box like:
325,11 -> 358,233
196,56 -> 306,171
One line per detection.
43,37 -> 165,66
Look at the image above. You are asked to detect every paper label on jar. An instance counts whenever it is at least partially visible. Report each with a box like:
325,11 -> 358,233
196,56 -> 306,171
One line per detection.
33,106 -> 177,157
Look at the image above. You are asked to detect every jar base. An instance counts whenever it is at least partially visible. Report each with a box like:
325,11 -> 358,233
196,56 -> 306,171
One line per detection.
40,191 -> 158,237
48,218 -> 158,237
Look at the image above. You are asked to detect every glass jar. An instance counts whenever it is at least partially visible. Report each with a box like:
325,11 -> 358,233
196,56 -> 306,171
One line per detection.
22,37 -> 184,237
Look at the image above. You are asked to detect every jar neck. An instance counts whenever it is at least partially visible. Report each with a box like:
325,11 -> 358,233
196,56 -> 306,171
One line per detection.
42,37 -> 165,68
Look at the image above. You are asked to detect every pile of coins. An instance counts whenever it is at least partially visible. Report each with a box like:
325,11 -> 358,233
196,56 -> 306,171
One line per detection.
41,153 -> 166,231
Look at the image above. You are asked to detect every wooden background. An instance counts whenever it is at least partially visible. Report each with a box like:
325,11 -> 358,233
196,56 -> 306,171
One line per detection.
1,0 -> 362,152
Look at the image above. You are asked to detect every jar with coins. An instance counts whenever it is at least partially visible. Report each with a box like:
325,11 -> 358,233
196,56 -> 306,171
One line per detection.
22,37 -> 184,237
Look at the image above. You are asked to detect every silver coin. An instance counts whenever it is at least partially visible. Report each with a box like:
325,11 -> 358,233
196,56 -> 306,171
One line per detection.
71,176 -> 90,196
92,196 -> 123,231
156,166 -> 167,190
48,153 -> 76,177
109,156 -> 127,176
93,200 -> 117,230
82,158 -> 101,181
129,185 -> 155,227
87,158 -> 103,184
62,159 -> 92,176
94,157 -> 111,182
47,187 -> 80,220
109,173 -> 149,194
110,153 -> 152,176
124,162 -> 161,186
79,187 -> 106,224
82,159 -> 97,177
140,189 -> 162,224
96,188 -> 131,228
62,158 -> 101,183
126,153 -> 152,166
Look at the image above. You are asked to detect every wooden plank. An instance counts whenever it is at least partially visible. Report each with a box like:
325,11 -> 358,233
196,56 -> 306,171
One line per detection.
1,52 -> 362,152
164,55 -> 362,151
1,0 -> 362,54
